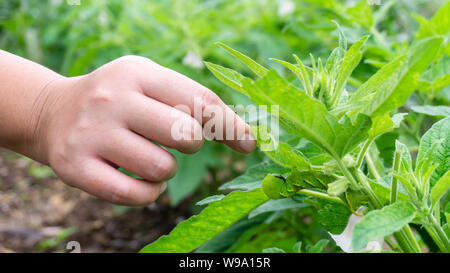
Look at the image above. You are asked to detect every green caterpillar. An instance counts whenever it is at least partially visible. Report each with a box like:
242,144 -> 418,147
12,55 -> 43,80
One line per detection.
262,169 -> 336,199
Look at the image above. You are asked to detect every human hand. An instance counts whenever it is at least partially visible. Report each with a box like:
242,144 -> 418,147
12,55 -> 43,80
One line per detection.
34,56 -> 255,206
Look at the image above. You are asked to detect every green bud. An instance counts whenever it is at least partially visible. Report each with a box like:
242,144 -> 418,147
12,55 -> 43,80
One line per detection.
327,177 -> 349,196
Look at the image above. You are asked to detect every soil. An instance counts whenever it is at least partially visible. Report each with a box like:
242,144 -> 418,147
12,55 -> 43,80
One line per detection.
0,148 -> 192,253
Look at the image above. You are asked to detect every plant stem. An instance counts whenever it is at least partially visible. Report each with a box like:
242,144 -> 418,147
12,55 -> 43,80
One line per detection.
428,215 -> 450,252
298,189 -> 346,205
425,226 -> 447,252
334,157 -> 359,189
435,202 -> 440,223
356,139 -> 372,169
385,236 -> 401,252
402,225 -> 422,253
390,150 -> 401,204
352,169 -> 383,209
393,232 -> 414,253
365,153 -> 381,181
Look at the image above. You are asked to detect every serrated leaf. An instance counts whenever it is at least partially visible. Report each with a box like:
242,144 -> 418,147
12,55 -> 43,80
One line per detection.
411,105 -> 450,117
317,200 -> 352,235
352,202 -> 416,252
217,42 -> 268,77
251,125 -> 311,169
219,161 -> 289,191
349,37 -> 443,118
430,171 -> 450,209
205,62 -> 248,95
249,198 -> 308,218
242,70 -> 371,158
417,117 -> 450,186
140,189 -> 268,253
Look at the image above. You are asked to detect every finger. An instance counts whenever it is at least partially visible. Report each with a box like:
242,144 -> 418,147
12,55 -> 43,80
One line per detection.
124,92 -> 204,154
97,129 -> 178,182
127,57 -> 256,153
77,158 -> 166,206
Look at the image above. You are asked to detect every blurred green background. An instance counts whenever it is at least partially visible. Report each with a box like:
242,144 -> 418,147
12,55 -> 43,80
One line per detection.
0,0 -> 446,252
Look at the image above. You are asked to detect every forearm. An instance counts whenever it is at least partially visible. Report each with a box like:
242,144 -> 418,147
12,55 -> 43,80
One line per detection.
0,49 -> 64,163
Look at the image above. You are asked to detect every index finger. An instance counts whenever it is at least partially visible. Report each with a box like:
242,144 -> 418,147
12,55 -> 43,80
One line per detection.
128,56 -> 256,153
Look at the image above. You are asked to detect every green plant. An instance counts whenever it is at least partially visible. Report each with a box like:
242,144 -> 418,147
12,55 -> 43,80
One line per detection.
141,2 -> 449,253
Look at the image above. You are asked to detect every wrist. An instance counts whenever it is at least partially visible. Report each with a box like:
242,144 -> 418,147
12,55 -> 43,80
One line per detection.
26,75 -> 67,165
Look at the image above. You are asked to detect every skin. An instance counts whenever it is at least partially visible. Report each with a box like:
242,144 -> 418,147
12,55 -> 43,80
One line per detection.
0,50 -> 256,206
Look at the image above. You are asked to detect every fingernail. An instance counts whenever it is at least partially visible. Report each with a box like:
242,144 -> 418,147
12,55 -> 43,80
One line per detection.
239,133 -> 256,153
159,182 -> 167,194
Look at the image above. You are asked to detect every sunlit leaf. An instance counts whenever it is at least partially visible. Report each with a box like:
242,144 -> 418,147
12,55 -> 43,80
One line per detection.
352,202 -> 416,252
140,189 -> 268,253
216,42 -> 268,77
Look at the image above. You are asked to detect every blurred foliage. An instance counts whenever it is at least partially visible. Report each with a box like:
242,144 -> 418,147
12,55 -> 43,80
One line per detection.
0,0 -> 447,251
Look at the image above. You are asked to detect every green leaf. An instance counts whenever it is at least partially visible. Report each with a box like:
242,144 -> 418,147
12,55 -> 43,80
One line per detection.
416,1 -> 450,39
369,178 -> 409,205
270,57 -> 311,95
307,239 -> 329,253
249,197 -> 308,218
219,161 -> 289,191
196,194 -> 226,206
430,171 -> 450,209
395,140 -> 413,174
317,200 -> 352,235
251,125 -> 311,169
196,214 -> 268,253
217,42 -> 268,77
262,247 -> 286,253
352,201 -> 416,252
368,113 -> 407,140
333,35 -> 368,104
431,74 -> 450,95
140,189 -> 269,253
411,105 -> 450,117
446,203 -> 450,224
294,55 -> 313,95
293,241 -> 303,253
349,37 -> 443,118
417,117 -> 450,186
347,1 -> 373,30
348,55 -> 407,112
242,70 -> 371,158
205,62 -> 248,95
270,58 -> 303,81
332,20 -> 347,50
